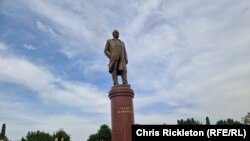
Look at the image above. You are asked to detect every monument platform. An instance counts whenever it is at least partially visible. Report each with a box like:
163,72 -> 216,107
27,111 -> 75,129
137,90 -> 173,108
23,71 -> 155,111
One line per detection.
109,84 -> 134,141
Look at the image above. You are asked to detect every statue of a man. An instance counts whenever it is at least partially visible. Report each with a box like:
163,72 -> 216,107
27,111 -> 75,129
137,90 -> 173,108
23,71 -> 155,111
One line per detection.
104,30 -> 128,85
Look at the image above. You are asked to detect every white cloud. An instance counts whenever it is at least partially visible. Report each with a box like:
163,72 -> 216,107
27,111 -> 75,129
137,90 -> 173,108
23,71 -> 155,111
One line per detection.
0,43 -> 108,113
125,0 -> 161,36
0,43 -> 7,52
127,0 -> 250,123
36,21 -> 58,37
26,0 -> 104,58
0,43 -> 110,141
23,44 -> 36,50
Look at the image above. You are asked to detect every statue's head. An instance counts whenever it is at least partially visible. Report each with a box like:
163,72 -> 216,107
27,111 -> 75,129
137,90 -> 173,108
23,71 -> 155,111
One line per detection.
112,29 -> 119,39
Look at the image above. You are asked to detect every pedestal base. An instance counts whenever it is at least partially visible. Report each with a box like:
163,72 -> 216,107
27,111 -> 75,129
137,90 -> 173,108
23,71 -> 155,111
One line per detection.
109,84 -> 134,141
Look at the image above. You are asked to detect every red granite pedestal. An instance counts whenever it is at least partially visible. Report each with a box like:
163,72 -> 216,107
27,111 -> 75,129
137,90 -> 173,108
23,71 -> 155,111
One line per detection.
109,84 -> 134,141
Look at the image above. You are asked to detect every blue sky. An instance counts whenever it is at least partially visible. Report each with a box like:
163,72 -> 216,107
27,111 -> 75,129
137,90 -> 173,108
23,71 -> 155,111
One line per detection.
0,0 -> 250,140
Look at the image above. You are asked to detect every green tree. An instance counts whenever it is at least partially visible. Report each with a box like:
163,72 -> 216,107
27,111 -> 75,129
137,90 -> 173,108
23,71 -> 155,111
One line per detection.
24,130 -> 52,141
87,134 -> 98,141
216,118 -> 242,125
241,112 -> 250,125
97,125 -> 111,141
0,124 -> 6,141
205,116 -> 210,125
177,118 -> 202,125
52,129 -> 70,141
21,137 -> 26,141
87,124 -> 111,141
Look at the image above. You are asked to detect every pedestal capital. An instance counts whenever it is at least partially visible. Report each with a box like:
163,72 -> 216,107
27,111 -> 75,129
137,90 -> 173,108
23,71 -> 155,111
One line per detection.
109,84 -> 134,99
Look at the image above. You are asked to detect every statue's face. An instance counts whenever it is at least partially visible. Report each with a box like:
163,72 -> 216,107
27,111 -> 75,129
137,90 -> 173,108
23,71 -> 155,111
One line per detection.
113,31 -> 119,38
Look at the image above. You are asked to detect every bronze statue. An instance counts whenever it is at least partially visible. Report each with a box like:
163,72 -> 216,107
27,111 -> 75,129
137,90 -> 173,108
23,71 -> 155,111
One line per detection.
104,30 -> 128,85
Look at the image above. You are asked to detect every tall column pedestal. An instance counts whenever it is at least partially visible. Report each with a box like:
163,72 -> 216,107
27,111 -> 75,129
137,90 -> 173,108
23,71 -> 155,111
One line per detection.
109,84 -> 134,141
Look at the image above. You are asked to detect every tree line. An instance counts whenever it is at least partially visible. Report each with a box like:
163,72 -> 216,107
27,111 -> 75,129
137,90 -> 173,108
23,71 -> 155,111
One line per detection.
20,129 -> 70,141
0,126 -> 70,141
1,112 -> 249,141
177,113 -> 250,125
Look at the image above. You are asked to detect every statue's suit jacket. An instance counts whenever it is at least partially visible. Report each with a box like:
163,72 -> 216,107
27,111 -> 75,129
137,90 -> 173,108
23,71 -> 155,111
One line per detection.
104,38 -> 128,75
